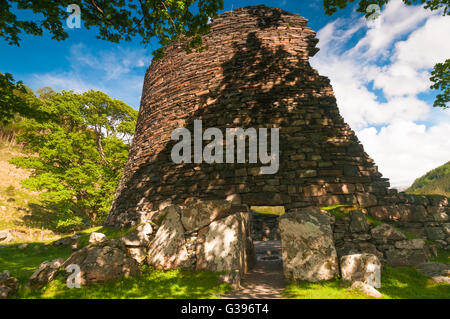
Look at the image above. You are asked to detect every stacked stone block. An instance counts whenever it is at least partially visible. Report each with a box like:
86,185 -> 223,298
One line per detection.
106,6 -> 389,228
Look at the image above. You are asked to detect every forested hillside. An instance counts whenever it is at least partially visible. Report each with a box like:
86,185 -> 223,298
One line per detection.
406,161 -> 450,197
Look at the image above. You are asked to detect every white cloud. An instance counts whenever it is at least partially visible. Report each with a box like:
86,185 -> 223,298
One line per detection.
358,121 -> 450,187
311,0 -> 450,188
27,44 -> 150,108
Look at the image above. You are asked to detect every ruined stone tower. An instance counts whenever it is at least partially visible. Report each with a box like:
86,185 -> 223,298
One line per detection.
105,6 -> 390,228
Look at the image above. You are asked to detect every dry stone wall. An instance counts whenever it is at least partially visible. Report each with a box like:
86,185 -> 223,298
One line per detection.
105,6 -> 389,228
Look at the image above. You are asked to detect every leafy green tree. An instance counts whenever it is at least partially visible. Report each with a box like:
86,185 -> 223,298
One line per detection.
0,72 -> 27,124
322,0 -> 449,109
430,58 -> 449,108
1,0 -> 223,58
10,89 -> 138,232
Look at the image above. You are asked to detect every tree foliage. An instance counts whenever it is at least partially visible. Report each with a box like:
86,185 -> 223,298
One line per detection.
10,89 -> 138,232
1,0 -> 223,59
430,58 -> 449,108
406,161 -> 450,197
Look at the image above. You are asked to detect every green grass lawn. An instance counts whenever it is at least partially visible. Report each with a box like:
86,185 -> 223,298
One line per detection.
284,266 -> 450,299
0,240 -> 231,299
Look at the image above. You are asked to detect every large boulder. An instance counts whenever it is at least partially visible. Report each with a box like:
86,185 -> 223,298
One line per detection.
147,200 -> 256,285
147,205 -> 191,269
340,254 -> 381,288
62,240 -> 140,285
416,262 -> 450,284
196,212 -> 255,276
27,258 -> 65,289
180,199 -> 231,232
278,207 -> 339,282
0,270 -> 19,299
120,222 -> 153,247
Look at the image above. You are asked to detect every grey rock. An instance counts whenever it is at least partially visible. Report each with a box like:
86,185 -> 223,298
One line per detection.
394,239 -> 425,250
351,281 -> 383,298
416,262 -> 450,284
62,240 -> 140,285
89,232 -> 107,244
371,224 -> 406,242
340,254 -> 381,288
278,207 -> 339,282
385,249 -> 428,267
27,258 -> 65,289
147,205 -> 191,269
349,210 -> 370,233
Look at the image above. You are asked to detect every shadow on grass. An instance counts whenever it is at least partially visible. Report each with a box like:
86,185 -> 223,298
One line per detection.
0,242 -> 73,284
379,266 -> 450,299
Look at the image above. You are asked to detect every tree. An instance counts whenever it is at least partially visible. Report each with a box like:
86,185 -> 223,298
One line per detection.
1,0 -> 224,59
430,58 -> 449,108
322,0 -> 449,109
0,72 -> 27,125
10,89 -> 138,232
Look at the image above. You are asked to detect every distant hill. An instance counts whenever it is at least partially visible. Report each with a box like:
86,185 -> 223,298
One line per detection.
406,161 -> 450,197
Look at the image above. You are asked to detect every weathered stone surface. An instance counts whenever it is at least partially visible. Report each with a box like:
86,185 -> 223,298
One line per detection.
278,207 -> 338,282
427,206 -> 449,222
425,226 -> 446,241
147,205 -> 191,270
120,222 -> 153,247
51,235 -> 79,247
385,249 -> 428,267
89,232 -> 107,244
394,239 -> 425,250
356,193 -> 377,208
0,270 -> 19,299
416,262 -> 450,284
181,199 -> 231,232
27,258 -> 65,289
371,224 -> 406,242
104,6 -> 390,229
351,281 -> 383,298
195,212 -> 255,276
127,247 -> 147,264
62,240 -> 140,285
349,210 -> 370,233
340,254 -> 381,288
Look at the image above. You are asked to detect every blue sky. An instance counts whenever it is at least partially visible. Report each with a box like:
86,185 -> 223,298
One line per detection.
1,0 -> 449,188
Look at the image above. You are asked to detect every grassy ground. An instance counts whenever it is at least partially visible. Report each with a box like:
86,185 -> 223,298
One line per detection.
284,266 -> 450,299
0,142 -> 61,240
0,232 -> 231,299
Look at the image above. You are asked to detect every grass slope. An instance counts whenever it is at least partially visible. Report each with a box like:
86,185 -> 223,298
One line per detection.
406,161 -> 450,197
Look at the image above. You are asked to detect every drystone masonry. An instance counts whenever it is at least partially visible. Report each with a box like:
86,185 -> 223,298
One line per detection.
105,5 -> 390,229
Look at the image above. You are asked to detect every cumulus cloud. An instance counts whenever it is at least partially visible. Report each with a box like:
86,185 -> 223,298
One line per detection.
28,44 -> 150,108
311,0 -> 450,188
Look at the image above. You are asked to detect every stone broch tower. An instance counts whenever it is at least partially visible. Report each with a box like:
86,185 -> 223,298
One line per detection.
105,6 -> 390,228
